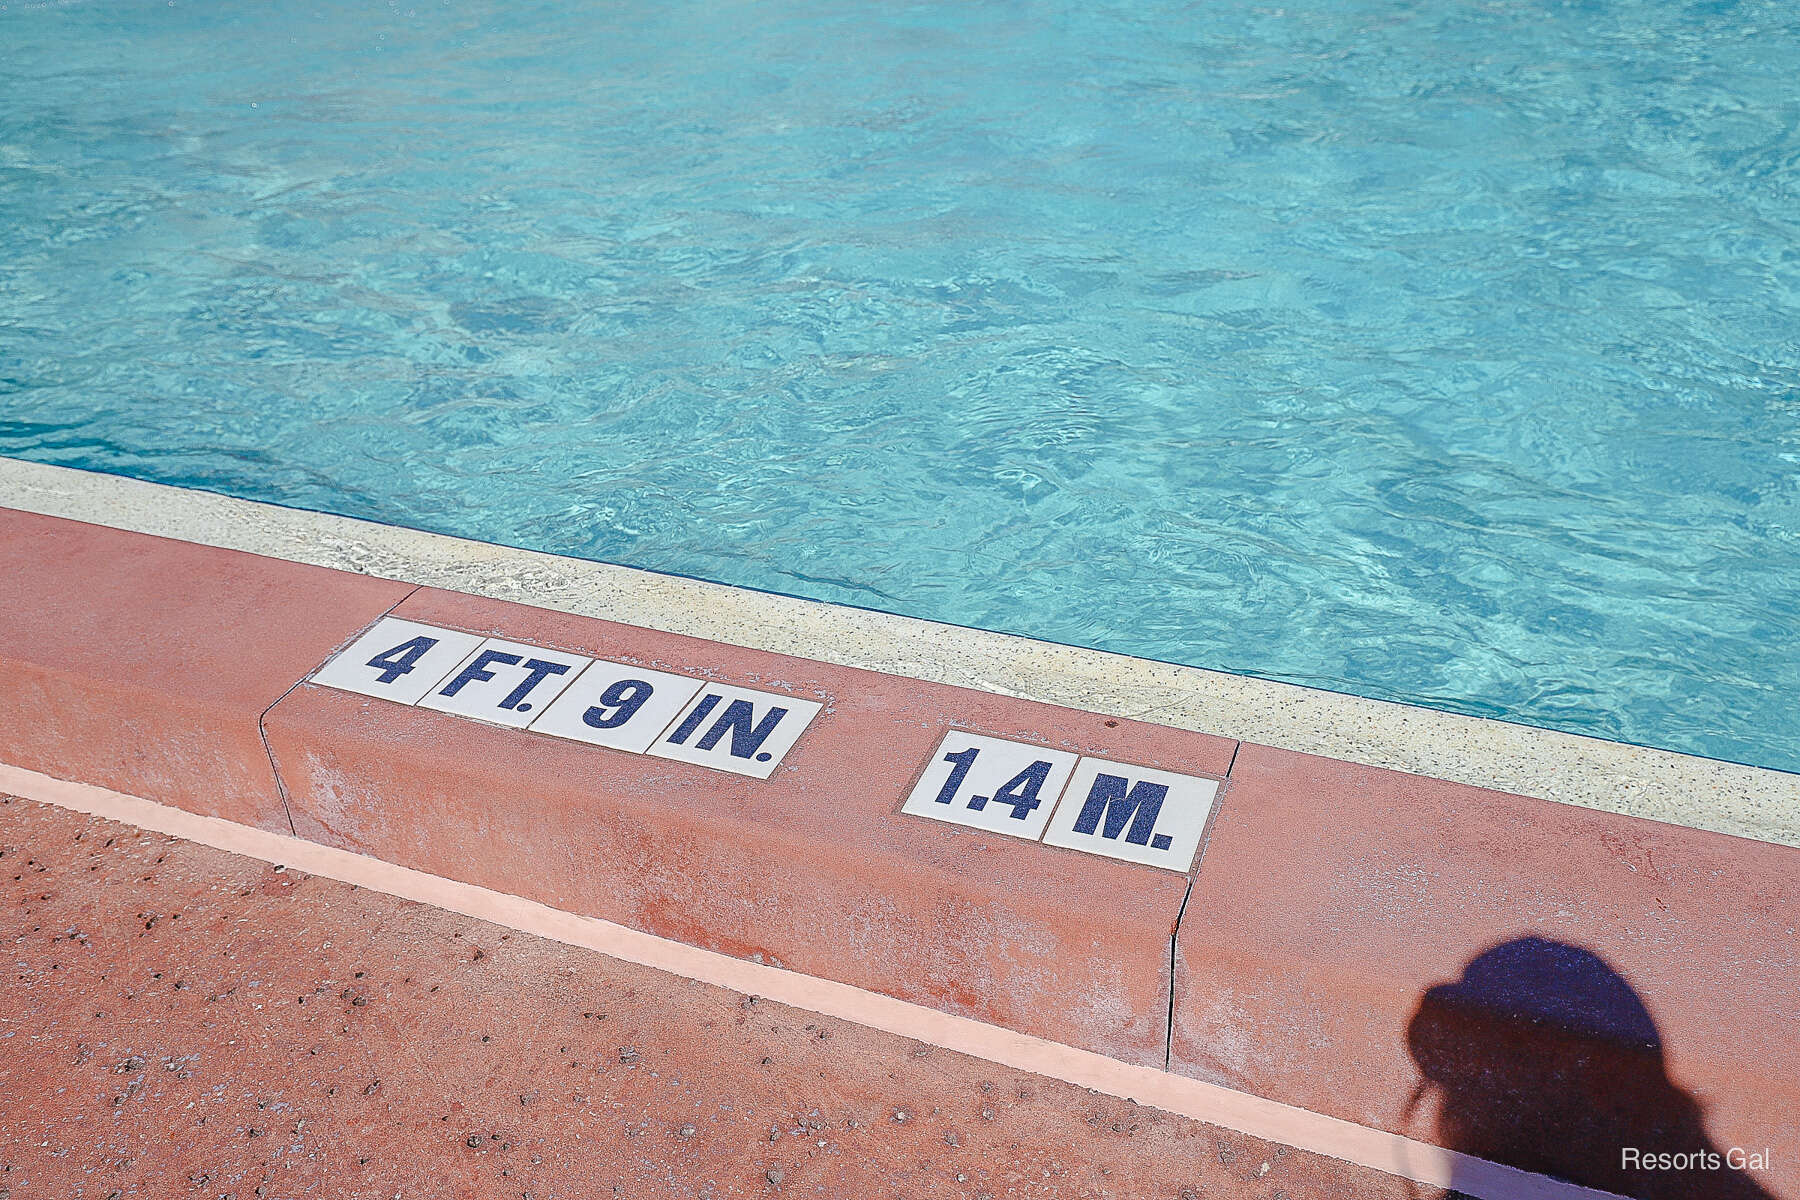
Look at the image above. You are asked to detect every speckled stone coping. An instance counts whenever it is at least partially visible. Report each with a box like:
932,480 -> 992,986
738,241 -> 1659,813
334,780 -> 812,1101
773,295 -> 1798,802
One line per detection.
4,455 -> 1794,847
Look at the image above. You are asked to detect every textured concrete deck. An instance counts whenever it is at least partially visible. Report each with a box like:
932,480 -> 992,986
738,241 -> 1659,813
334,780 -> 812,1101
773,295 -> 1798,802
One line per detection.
1,794 -> 1411,1200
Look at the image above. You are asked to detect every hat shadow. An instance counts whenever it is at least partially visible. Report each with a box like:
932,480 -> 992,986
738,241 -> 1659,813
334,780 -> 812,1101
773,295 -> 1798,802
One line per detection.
1405,936 -> 1779,1200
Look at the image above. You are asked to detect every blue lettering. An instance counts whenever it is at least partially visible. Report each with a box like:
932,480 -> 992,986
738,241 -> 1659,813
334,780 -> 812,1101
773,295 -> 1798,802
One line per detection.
583,679 -> 653,729
665,693 -> 722,745
696,699 -> 788,760
365,636 -> 437,685
934,747 -> 979,805
498,658 -> 571,712
439,649 -> 521,697
1072,774 -> 1170,845
984,760 -> 1052,820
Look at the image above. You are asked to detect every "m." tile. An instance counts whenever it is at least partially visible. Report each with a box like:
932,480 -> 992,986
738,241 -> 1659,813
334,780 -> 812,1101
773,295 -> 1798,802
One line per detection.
1041,757 -> 1219,871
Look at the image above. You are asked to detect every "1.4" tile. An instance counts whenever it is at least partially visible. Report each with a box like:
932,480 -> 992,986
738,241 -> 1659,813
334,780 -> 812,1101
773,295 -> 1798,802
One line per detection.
899,731 -> 1078,842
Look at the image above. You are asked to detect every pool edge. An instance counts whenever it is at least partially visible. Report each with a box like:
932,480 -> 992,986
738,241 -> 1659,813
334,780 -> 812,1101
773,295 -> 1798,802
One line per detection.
4,472 -> 1795,1196
4,454 -> 1794,849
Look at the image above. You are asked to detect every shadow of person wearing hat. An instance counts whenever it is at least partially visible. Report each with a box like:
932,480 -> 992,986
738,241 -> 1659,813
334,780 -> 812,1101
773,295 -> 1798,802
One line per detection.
1405,936 -> 1779,1200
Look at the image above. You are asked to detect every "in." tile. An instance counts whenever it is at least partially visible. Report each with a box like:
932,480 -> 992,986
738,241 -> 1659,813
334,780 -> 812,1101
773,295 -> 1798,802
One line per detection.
1040,757 -> 1219,871
309,617 -> 488,706
900,731 -> 1078,842
528,662 -> 706,754
418,638 -> 593,729
647,682 -> 823,779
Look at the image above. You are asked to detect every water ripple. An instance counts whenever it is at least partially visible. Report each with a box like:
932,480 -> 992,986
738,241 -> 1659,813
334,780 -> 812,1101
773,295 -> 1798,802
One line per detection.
3,0 -> 1798,771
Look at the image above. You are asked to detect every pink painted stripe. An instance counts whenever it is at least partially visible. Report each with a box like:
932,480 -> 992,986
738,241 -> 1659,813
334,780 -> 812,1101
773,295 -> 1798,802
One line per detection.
0,761 -> 1623,1200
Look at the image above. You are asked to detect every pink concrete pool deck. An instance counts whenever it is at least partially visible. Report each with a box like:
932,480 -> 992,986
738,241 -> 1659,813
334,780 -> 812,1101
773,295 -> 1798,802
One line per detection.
1,467 -> 1797,1200
0,793 -> 1420,1200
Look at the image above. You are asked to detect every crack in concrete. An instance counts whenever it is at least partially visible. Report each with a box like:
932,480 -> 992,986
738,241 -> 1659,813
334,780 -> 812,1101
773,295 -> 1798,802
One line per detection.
256,585 -> 422,838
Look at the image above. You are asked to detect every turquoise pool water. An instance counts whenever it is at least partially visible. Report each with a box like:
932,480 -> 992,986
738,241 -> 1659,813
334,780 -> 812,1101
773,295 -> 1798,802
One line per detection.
3,0 -> 1798,773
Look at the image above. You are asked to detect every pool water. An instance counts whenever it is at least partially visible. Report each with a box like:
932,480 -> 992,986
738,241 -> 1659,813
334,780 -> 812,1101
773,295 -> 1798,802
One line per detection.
3,0 -> 1798,772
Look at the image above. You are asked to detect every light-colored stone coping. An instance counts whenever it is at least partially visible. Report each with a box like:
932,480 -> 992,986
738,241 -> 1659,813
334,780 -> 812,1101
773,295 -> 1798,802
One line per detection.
4,454 -> 1795,848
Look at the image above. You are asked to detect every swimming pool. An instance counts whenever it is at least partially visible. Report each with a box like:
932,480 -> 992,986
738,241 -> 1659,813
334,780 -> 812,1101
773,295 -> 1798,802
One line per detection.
3,0 -> 1797,773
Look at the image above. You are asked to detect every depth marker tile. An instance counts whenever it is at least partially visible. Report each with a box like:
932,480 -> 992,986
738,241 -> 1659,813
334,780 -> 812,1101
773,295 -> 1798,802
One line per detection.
900,731 -> 1078,841
529,662 -> 707,753
308,617 -> 488,705
648,682 -> 822,779
1042,757 -> 1219,871
418,637 -> 593,728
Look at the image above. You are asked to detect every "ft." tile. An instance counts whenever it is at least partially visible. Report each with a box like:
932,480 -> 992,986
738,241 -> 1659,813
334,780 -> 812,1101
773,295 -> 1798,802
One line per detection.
1042,757 -> 1219,871
900,731 -> 1079,841
418,638 -> 592,728
528,662 -> 706,754
309,617 -> 488,706
647,682 -> 823,779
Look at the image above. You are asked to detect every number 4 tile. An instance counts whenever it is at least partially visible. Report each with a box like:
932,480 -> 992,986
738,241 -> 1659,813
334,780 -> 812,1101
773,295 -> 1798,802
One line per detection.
900,731 -> 1078,841
309,617 -> 488,705
1041,757 -> 1219,871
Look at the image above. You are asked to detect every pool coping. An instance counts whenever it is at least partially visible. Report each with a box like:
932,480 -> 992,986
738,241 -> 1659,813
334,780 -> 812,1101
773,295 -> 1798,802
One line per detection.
3,454 -> 1796,850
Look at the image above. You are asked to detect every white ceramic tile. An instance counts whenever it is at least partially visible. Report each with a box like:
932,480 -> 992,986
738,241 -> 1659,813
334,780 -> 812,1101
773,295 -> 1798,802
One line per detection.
308,617 -> 489,706
528,662 -> 706,754
899,731 -> 1079,841
1041,757 -> 1219,871
646,683 -> 823,779
417,637 -> 593,729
